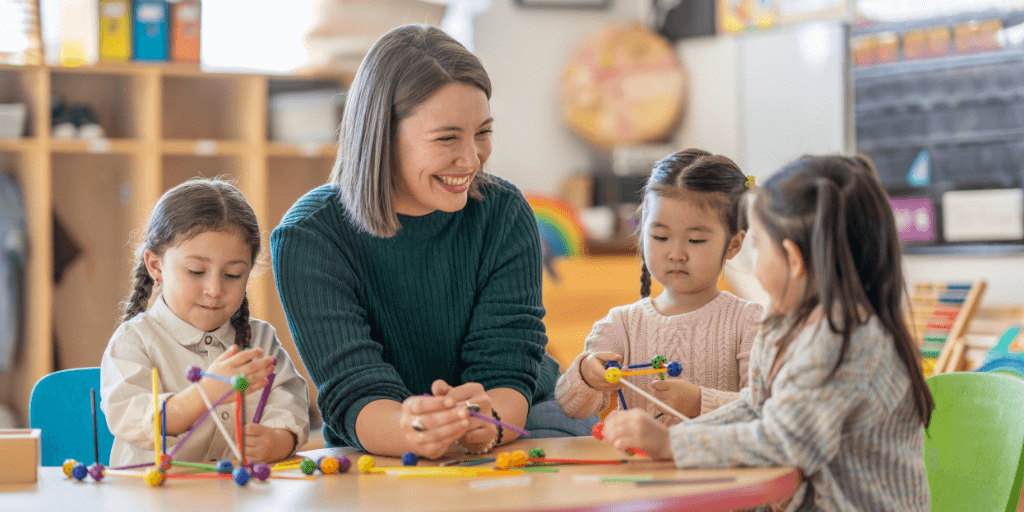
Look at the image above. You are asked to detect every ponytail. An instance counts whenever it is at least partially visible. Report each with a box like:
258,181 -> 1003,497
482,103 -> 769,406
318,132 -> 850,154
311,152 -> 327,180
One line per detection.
640,262 -> 652,299
123,259 -> 155,322
231,294 -> 252,349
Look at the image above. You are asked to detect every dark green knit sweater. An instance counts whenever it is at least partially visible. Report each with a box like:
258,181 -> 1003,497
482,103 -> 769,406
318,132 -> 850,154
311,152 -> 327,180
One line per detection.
270,177 -> 557,449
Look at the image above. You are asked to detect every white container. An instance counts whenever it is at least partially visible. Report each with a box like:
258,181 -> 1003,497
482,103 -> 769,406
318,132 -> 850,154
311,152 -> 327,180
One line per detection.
269,90 -> 345,143
0,104 -> 27,139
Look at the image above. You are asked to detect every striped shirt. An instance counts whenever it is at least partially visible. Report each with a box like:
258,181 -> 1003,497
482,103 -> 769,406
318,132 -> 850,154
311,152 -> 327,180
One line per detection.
669,315 -> 929,511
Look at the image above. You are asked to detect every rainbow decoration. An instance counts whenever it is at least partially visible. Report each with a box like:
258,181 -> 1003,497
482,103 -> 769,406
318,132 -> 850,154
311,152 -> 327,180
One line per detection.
525,195 -> 585,258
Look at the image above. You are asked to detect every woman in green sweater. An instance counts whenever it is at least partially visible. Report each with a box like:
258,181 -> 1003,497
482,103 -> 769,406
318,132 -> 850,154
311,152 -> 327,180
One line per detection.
271,24 -> 596,459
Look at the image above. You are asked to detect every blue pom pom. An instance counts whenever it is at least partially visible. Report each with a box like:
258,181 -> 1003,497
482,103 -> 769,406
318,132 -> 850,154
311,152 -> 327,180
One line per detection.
71,463 -> 88,481
232,467 -> 250,486
666,361 -> 682,377
604,361 -> 621,369
401,452 -> 418,466
216,460 -> 233,474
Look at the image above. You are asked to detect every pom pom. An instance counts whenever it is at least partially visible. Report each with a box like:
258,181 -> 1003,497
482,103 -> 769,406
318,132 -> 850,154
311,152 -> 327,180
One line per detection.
318,456 -> 339,474
592,422 -> 604,440
71,463 -> 88,481
159,453 -> 173,472
604,361 -> 621,369
88,463 -> 105,482
300,458 -> 316,475
652,355 -> 667,369
62,459 -> 77,477
604,367 -> 622,384
233,467 -> 250,486
231,374 -> 249,393
509,451 -> 528,468
336,456 -> 351,473
357,455 -> 375,473
401,452 -> 418,466
216,460 -> 233,474
529,448 -> 545,458
185,365 -> 202,383
495,452 -> 512,470
144,468 -> 164,487
666,361 -> 682,377
252,462 -> 271,481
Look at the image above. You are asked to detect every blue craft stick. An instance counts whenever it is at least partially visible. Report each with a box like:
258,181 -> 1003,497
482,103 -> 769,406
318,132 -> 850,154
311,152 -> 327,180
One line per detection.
626,362 -> 653,369
617,389 -> 628,410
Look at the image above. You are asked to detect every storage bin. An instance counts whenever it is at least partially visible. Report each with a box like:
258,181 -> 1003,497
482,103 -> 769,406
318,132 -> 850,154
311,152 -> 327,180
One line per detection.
269,90 -> 344,143
0,104 -> 27,139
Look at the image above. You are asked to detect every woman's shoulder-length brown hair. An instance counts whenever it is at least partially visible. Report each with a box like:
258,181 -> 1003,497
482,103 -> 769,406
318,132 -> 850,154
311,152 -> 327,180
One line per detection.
330,24 -> 495,238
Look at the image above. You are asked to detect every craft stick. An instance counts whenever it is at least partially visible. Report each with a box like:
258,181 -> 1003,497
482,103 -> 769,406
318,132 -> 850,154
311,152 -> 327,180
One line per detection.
468,410 -> 530,437
626,362 -> 653,369
195,385 -> 243,461
618,377 -> 688,421
103,470 -> 148,478
109,462 -> 155,471
520,467 -> 558,473
91,388 -> 99,465
621,368 -> 667,377
252,373 -> 276,423
236,392 -> 245,466
441,457 -> 488,467
164,473 -> 232,480
617,389 -> 628,410
169,389 -> 233,457
527,458 -> 623,465
161,400 -> 167,455
197,370 -> 232,384
170,461 -> 217,471
152,368 -> 160,465
635,476 -> 737,486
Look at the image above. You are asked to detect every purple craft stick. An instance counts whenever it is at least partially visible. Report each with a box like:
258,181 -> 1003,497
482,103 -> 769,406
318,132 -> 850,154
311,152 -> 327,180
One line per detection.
252,373 -> 276,423
168,388 -> 234,457
468,410 -> 530,437
109,462 -> 155,471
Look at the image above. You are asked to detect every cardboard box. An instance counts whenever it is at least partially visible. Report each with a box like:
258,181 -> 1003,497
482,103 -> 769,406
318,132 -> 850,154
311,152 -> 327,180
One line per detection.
0,429 -> 40,484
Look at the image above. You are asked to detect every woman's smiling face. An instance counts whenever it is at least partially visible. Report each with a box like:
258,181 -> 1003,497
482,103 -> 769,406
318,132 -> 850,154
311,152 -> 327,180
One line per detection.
393,81 -> 493,216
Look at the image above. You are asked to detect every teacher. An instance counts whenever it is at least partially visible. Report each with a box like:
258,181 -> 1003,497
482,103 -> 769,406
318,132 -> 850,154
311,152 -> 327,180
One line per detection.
271,24 -> 596,459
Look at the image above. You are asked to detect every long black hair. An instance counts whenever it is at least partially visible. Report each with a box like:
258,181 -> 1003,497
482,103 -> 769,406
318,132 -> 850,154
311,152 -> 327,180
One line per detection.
752,154 -> 933,427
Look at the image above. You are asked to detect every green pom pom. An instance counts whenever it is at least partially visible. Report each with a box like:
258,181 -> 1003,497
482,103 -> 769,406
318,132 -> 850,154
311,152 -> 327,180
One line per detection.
529,448 -> 545,458
231,374 -> 249,393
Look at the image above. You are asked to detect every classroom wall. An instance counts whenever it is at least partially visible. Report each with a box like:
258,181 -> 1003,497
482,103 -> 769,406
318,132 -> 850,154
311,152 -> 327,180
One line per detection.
472,0 -> 649,195
473,4 -> 1024,306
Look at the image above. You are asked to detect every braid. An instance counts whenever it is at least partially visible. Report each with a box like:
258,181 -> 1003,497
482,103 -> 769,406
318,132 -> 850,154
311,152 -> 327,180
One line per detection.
640,262 -> 652,298
123,260 -> 154,322
231,294 -> 252,349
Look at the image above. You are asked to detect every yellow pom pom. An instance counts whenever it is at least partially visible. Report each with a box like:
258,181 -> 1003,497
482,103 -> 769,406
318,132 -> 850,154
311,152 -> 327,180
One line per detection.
495,452 -> 512,470
62,459 -> 77,477
144,468 -> 164,487
604,367 -> 622,384
357,455 -> 375,473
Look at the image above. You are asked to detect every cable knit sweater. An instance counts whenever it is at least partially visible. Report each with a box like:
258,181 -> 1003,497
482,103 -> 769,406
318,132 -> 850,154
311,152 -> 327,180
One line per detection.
555,292 -> 762,426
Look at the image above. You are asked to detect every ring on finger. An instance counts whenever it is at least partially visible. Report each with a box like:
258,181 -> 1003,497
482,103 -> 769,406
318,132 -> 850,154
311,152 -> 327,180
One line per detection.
412,418 -> 426,432
465,401 -> 481,413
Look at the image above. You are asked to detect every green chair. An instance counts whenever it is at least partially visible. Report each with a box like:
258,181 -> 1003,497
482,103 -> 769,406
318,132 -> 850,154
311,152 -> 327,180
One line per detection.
926,372 -> 1024,512
29,367 -> 114,466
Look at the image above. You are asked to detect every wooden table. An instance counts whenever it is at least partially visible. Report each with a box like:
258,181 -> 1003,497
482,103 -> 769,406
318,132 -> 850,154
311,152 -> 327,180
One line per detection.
0,437 -> 799,512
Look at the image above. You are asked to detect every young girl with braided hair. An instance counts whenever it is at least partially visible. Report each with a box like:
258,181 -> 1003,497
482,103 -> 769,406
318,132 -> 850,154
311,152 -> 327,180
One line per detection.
556,149 -> 763,425
101,178 -> 309,466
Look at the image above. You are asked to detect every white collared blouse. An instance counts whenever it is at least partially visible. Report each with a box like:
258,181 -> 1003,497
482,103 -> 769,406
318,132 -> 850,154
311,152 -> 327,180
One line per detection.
100,295 -> 309,467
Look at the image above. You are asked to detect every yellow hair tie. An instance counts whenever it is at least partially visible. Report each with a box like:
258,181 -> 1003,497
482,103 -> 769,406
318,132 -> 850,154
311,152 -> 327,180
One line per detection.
745,175 -> 756,188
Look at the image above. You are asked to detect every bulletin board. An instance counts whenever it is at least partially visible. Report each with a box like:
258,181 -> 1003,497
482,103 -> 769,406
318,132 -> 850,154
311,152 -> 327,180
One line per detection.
852,11 -> 1024,255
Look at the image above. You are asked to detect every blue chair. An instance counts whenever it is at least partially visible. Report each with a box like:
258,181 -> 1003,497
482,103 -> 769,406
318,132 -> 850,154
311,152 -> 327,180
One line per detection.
30,367 -> 114,466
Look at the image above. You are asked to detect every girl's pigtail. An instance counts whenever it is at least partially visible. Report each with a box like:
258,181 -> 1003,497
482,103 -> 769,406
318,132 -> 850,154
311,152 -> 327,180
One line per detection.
640,262 -> 652,299
231,294 -> 252,349
123,259 -> 154,322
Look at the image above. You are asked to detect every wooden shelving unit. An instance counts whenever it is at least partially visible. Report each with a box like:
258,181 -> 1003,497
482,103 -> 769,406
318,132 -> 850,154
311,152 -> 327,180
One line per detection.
0,62 -> 350,425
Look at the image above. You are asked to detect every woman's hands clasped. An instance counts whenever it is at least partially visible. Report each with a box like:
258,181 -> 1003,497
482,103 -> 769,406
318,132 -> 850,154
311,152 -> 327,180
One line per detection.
400,380 -> 497,459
